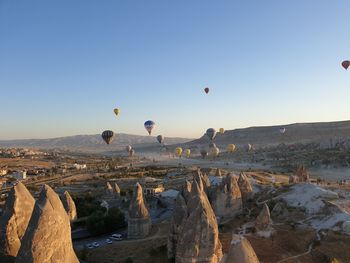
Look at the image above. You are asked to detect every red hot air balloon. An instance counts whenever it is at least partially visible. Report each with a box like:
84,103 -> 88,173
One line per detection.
204,87 -> 209,94
342,60 -> 350,70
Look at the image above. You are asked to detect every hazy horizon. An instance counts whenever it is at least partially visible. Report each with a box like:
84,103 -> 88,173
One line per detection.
1,1 -> 350,140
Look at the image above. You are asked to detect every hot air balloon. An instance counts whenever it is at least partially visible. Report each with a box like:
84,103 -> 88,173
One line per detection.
227,144 -> 236,153
246,143 -> 252,152
126,145 -> 132,152
185,149 -> 191,158
113,108 -> 120,117
210,146 -> 220,157
102,130 -> 114,145
219,128 -> 225,134
342,60 -> 350,70
144,120 -> 155,135
279,127 -> 286,134
157,135 -> 164,144
129,149 -> 135,157
200,149 -> 208,159
204,87 -> 209,94
206,128 -> 217,141
175,147 -> 183,158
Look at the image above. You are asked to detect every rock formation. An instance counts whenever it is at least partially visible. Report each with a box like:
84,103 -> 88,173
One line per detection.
194,169 -> 211,193
0,182 -> 35,261
215,168 -> 222,177
238,172 -> 253,202
127,183 -> 151,239
296,165 -> 309,182
61,191 -> 77,221
114,182 -> 121,197
16,184 -> 79,263
175,180 -> 223,263
210,173 -> 242,221
222,234 -> 260,263
106,182 -> 113,195
255,203 -> 273,238
289,175 -> 299,184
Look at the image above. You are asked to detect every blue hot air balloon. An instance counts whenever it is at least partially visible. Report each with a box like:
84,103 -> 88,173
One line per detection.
144,120 -> 155,135
206,128 -> 217,141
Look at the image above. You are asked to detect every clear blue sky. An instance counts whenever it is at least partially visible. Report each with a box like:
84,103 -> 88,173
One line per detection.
1,1 -> 350,140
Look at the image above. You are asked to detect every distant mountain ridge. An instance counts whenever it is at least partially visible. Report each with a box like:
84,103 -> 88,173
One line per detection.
185,120 -> 350,148
2,120 -> 350,153
0,133 -> 192,153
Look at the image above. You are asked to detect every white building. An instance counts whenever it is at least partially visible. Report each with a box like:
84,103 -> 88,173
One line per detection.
73,164 -> 87,170
12,170 -> 27,181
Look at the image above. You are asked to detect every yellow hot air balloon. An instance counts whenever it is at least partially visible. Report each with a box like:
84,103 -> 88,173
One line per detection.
185,149 -> 191,158
113,108 -> 120,117
219,128 -> 225,134
175,147 -> 183,158
210,146 -> 220,157
227,144 -> 236,153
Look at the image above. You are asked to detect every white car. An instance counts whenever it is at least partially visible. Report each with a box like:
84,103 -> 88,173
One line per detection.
105,239 -> 112,244
111,234 -> 123,241
86,244 -> 94,249
92,242 -> 100,248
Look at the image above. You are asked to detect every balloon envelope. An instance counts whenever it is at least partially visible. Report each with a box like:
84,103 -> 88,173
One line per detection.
175,147 -> 183,157
227,144 -> 236,153
210,146 -> 220,157
102,130 -> 114,145
113,108 -> 120,116
126,145 -> 132,152
144,120 -> 155,135
157,135 -> 164,144
206,128 -> 217,141
279,127 -> 286,134
342,60 -> 350,70
185,149 -> 191,158
200,149 -> 208,159
219,128 -> 225,134
204,87 -> 209,94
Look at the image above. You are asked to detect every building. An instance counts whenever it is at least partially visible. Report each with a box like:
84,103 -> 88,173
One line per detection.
12,170 -> 27,181
143,183 -> 165,196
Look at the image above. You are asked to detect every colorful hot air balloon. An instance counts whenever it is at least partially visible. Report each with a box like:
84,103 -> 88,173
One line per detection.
157,135 -> 164,144
126,145 -> 132,152
210,146 -> 220,157
227,144 -> 236,153
144,120 -> 155,135
219,128 -> 225,134
113,108 -> 120,117
102,130 -> 114,145
185,149 -> 191,158
200,149 -> 208,159
204,87 -> 209,94
279,127 -> 286,134
342,60 -> 350,70
175,147 -> 183,158
206,128 -> 217,141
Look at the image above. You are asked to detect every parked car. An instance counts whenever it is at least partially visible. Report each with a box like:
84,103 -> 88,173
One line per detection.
92,242 -> 100,248
87,244 -> 94,249
111,233 -> 123,241
105,239 -> 113,244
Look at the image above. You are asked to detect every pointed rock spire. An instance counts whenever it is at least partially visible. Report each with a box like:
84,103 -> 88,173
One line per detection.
223,234 -> 260,263
175,177 -> 223,263
16,184 -> 79,263
114,182 -> 121,196
215,168 -> 222,177
0,182 -> 35,260
61,191 -> 77,221
128,183 -> 151,239
255,203 -> 272,232
238,172 -> 253,202
210,173 -> 242,221
106,182 -> 113,195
